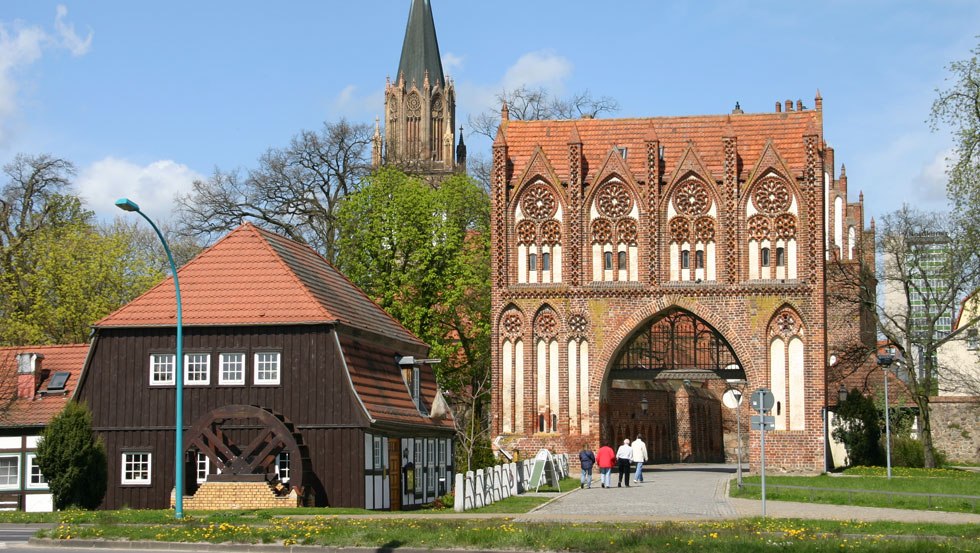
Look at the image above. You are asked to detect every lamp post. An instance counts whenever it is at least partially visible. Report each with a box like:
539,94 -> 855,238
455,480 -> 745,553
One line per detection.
115,198 -> 185,519
877,354 -> 894,480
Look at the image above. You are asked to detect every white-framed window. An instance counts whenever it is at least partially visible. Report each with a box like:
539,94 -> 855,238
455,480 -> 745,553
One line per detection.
254,352 -> 280,385
219,353 -> 245,385
195,451 -> 209,484
0,455 -> 20,490
150,354 -> 175,386
121,452 -> 151,485
276,452 -> 290,483
25,453 -> 46,489
184,353 -> 210,385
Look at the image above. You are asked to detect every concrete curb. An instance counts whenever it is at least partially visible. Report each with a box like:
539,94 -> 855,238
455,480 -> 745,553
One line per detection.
29,537 -> 545,553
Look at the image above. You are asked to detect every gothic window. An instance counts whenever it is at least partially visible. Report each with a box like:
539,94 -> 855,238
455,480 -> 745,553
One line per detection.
747,175 -> 799,280
430,95 -> 444,162
567,313 -> 590,435
668,178 -> 717,282
406,92 -> 422,159
591,180 -> 638,282
534,309 -> 560,433
500,309 -> 525,433
387,94 -> 400,157
768,308 -> 806,431
515,183 -> 563,284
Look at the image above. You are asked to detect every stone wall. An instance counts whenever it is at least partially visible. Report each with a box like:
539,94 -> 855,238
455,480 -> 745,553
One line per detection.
929,397 -> 980,463
172,481 -> 299,510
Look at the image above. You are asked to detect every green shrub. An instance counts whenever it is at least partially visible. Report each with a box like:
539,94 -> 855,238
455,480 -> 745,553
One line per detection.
832,389 -> 884,467
35,401 -> 107,510
890,436 -> 924,467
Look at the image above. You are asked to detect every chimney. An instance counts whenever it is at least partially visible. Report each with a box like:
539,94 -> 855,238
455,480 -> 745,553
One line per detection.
16,352 -> 45,399
775,101 -> 782,113
785,99 -> 793,112
796,99 -> 803,111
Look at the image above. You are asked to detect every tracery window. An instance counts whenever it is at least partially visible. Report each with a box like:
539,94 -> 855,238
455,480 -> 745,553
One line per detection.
430,95 -> 444,162
668,178 -> 717,282
500,309 -> 525,433
768,308 -> 806,431
515,183 -> 563,284
567,313 -> 591,435
747,175 -> 799,280
406,92 -> 422,159
534,309 -> 560,432
591,180 -> 638,282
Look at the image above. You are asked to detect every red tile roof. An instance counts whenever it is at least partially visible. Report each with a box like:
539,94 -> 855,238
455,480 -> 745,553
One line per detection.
340,335 -> 452,430
0,344 -> 89,427
95,223 -> 423,346
500,110 -> 822,185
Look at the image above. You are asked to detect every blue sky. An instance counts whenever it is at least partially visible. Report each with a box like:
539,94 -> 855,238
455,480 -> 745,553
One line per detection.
1,1 -> 978,224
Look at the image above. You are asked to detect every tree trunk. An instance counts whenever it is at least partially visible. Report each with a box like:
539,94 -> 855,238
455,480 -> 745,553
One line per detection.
914,394 -> 937,468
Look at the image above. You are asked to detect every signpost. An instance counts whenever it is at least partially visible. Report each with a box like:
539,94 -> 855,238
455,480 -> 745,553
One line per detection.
750,388 -> 773,517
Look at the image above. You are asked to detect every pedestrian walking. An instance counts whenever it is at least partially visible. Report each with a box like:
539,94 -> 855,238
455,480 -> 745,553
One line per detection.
631,435 -> 648,483
578,444 -> 596,489
616,438 -> 633,487
596,443 -> 615,488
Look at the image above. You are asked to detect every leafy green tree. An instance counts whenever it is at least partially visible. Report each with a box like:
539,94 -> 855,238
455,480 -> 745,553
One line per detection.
932,40 -> 980,222
335,167 -> 491,471
832,389 -> 884,468
35,401 -> 107,510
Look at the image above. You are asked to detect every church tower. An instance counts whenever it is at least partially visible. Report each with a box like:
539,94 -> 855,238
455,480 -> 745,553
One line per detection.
375,0 -> 464,178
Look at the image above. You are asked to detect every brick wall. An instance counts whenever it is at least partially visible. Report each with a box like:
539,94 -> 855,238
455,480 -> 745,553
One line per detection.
172,481 -> 299,510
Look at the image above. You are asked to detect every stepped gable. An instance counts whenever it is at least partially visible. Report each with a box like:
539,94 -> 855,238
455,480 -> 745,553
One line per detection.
94,223 -> 423,347
502,110 -> 820,185
0,344 -> 89,426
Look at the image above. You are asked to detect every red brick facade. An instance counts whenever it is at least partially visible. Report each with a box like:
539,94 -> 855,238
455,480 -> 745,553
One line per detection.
490,96 -> 871,472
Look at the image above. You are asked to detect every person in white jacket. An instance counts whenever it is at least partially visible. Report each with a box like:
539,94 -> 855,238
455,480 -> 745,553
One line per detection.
631,435 -> 648,483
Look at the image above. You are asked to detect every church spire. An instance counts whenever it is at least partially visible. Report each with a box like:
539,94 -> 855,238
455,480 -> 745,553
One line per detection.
397,0 -> 445,89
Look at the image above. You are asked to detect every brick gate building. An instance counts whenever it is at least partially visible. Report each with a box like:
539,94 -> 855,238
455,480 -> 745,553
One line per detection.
489,96 -> 873,471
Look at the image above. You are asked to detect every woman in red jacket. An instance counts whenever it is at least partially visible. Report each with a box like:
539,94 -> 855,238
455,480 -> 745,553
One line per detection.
595,443 -> 616,488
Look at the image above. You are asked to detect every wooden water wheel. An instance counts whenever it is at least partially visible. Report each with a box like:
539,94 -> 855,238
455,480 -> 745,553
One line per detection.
185,404 -> 307,494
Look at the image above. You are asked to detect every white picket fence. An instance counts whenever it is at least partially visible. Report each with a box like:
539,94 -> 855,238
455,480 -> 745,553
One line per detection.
453,453 -> 569,512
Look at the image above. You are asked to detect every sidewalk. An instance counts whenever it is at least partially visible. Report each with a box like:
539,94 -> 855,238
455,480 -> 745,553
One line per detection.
521,463 -> 980,524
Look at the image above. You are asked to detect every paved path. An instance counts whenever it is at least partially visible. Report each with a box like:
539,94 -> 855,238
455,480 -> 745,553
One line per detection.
520,463 -> 980,525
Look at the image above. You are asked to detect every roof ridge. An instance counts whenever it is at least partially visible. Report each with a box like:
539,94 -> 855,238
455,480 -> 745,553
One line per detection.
251,227 -> 424,344
245,225 -> 338,323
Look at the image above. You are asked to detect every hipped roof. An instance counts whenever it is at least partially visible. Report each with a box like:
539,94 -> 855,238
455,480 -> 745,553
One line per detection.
95,223 -> 423,347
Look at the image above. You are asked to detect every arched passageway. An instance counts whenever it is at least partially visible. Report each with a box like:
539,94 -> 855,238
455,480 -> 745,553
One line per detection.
600,308 -> 744,463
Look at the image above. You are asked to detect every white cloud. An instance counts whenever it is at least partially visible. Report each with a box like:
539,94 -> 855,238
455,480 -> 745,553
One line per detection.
0,6 -> 92,145
501,50 -> 572,93
54,5 -> 93,56
330,84 -> 385,120
912,149 -> 952,204
77,157 -> 204,223
442,52 -> 464,74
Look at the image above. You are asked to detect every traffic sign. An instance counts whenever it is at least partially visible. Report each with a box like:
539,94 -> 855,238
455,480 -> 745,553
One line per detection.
751,388 -> 774,413
750,414 -> 775,431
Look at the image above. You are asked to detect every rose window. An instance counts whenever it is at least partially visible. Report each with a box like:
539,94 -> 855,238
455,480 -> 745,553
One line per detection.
535,312 -> 558,338
591,218 -> 613,244
674,180 -> 710,216
774,214 -> 797,239
407,94 -> 422,116
747,215 -> 771,241
521,185 -> 557,220
515,220 -> 537,245
669,217 -> 690,243
502,312 -> 523,335
596,182 -> 633,218
540,220 -> 562,246
694,217 -> 715,242
617,219 -> 638,245
753,178 -> 791,214
431,98 -> 443,116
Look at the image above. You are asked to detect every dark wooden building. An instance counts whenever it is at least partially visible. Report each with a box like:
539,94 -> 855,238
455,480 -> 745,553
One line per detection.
76,223 -> 454,510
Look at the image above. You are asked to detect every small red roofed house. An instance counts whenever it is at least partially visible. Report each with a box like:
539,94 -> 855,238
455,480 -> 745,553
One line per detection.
0,344 -> 89,511
75,223 -> 454,510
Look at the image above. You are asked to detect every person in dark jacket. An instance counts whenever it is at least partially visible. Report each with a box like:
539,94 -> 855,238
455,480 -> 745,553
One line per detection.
578,444 -> 596,489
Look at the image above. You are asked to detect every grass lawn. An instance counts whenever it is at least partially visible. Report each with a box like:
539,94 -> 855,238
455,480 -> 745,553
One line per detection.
31,516 -> 979,552
731,467 -> 980,513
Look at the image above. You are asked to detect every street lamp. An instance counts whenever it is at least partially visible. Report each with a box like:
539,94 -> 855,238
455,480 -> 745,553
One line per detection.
639,396 -> 648,415
115,198 -> 185,519
838,383 -> 848,404
877,354 -> 894,480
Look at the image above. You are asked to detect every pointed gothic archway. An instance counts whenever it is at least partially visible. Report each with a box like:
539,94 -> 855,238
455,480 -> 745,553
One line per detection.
600,308 -> 744,463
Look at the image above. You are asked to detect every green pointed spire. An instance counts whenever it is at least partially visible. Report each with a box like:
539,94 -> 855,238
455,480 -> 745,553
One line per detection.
396,0 -> 445,89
